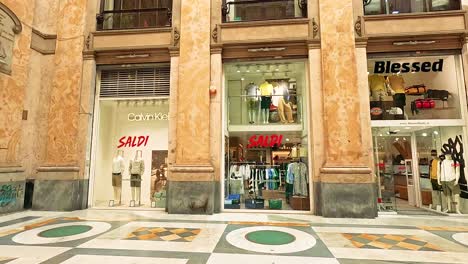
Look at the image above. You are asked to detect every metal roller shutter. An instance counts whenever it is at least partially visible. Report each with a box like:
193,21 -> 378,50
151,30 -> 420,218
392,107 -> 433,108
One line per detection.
99,66 -> 170,98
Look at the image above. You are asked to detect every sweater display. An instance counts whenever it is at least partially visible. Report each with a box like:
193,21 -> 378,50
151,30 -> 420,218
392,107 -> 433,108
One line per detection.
112,156 -> 125,174
438,159 -> 459,182
129,159 -> 145,175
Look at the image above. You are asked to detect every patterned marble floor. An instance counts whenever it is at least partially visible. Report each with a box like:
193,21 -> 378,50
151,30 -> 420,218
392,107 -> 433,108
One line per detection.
0,210 -> 467,264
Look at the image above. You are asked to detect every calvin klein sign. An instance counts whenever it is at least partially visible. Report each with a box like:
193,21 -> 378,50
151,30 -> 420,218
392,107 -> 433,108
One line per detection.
128,112 -> 169,121
373,59 -> 444,74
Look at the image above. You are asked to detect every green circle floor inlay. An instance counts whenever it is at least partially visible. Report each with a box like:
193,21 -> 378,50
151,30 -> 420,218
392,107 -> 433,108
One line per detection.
245,230 -> 296,245
38,225 -> 93,238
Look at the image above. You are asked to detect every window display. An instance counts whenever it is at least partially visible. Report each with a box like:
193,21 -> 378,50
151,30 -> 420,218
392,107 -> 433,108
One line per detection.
224,59 -> 310,211
226,61 -> 305,127
364,0 -> 460,15
373,126 -> 467,214
92,99 -> 169,208
368,55 -> 464,120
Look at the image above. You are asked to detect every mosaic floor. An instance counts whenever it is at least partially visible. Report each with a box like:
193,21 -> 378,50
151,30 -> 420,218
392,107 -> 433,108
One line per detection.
0,210 -> 467,263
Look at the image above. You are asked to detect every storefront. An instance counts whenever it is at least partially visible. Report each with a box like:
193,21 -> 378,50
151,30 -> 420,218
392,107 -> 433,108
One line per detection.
368,52 -> 468,214
89,64 -> 170,209
222,59 -> 312,212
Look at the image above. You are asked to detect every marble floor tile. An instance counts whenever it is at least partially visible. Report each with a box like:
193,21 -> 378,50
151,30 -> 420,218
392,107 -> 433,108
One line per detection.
206,253 -> 340,264
329,247 -> 468,263
0,245 -> 70,264
78,221 -> 227,253
60,255 -> 188,264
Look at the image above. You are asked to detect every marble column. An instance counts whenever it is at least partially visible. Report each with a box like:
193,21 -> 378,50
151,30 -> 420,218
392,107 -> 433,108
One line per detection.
0,0 -> 34,214
167,0 -> 215,214
34,0 -> 89,211
317,0 -> 376,218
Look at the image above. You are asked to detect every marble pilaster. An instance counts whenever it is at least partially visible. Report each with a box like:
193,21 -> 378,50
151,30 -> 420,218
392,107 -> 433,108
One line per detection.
167,0 -> 215,214
317,0 -> 376,218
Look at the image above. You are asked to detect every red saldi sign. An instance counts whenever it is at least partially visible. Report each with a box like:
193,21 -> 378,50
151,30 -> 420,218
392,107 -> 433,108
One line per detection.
247,134 -> 283,148
118,136 -> 149,148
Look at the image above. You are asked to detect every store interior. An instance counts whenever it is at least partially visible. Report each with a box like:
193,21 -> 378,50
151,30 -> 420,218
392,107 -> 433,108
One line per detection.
368,55 -> 462,121
373,126 -> 467,214
93,99 -> 169,208
223,59 -> 311,211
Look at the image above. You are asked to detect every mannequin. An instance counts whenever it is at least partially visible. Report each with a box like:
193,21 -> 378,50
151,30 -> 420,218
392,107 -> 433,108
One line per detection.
387,74 -> 406,119
437,154 -> 461,213
429,150 -> 442,210
129,150 -> 145,205
245,82 -> 260,124
111,150 -> 125,205
368,74 -> 387,101
276,81 -> 294,124
259,81 -> 273,124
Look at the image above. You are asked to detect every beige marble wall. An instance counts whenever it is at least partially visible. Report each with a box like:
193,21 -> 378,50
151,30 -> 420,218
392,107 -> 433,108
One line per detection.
0,0 -> 35,167
45,0 -> 88,166
175,0 -> 212,166
32,0 -> 59,34
168,54 -> 180,166
318,0 -> 372,181
21,51 -> 54,177
210,51 -> 222,181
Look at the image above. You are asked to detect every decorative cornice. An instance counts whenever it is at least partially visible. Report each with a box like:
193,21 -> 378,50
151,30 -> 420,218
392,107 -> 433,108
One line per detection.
169,165 -> 214,173
364,10 -> 466,21
220,18 -> 309,29
92,27 -> 172,36
355,16 -> 363,37
168,47 -> 180,57
321,166 -> 372,175
212,27 -> 218,43
37,166 -> 80,172
0,3 -> 22,34
0,166 -> 24,173
173,27 -> 180,46
31,28 -> 57,55
307,39 -> 321,49
312,18 -> 319,39
355,37 -> 368,48
210,44 -> 223,54
82,50 -> 96,60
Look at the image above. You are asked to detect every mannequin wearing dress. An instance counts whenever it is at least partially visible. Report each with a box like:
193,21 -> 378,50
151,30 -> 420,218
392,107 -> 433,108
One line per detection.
437,154 -> 461,214
111,150 -> 125,204
129,150 -> 144,205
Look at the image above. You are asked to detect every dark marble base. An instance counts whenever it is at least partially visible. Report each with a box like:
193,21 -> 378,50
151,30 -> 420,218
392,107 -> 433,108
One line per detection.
32,179 -> 88,211
0,181 -> 25,214
214,181 -> 221,213
167,181 -> 214,214
320,182 -> 378,218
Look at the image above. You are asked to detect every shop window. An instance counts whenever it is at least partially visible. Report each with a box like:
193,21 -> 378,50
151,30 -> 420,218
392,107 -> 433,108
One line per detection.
373,126 -> 467,214
92,66 -> 170,209
224,60 -> 311,211
367,55 -> 463,121
221,0 -> 307,22
97,0 -> 172,30
225,61 -> 306,126
364,0 -> 461,15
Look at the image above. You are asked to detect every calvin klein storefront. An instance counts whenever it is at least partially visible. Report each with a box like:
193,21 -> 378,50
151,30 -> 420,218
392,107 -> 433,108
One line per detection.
88,64 -> 171,209
368,52 -> 468,215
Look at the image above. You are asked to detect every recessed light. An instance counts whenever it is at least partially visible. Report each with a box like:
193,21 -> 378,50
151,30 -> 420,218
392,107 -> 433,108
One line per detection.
286,138 -> 290,142
241,77 -> 245,81
422,133 -> 428,137
433,131 -> 439,135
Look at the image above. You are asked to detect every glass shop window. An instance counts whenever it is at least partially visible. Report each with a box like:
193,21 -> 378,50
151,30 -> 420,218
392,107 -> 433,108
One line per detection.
364,0 -> 461,15
367,55 -> 463,121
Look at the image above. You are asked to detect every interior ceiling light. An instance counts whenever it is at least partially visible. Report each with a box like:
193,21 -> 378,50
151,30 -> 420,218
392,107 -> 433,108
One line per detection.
248,47 -> 286,52
256,65 -> 260,72
422,133 -> 428,137
393,40 -> 436,46
433,131 -> 439,135
236,65 -> 240,73
115,53 -> 150,58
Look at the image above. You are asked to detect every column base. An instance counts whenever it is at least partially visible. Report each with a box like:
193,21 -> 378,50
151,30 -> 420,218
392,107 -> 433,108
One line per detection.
319,167 -> 377,218
167,165 -> 215,214
0,166 -> 25,214
33,167 -> 88,211
320,182 -> 378,218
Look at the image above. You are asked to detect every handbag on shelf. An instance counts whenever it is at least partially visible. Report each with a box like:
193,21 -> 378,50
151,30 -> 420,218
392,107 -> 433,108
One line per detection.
405,84 -> 427,95
414,99 -> 435,109
427,89 -> 449,101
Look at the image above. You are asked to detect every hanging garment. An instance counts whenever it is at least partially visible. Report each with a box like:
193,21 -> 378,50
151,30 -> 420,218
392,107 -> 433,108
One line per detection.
438,159 -> 459,182
288,162 -> 308,196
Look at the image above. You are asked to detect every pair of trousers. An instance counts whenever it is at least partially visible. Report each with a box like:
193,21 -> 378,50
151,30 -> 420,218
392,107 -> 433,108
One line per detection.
278,98 -> 293,123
